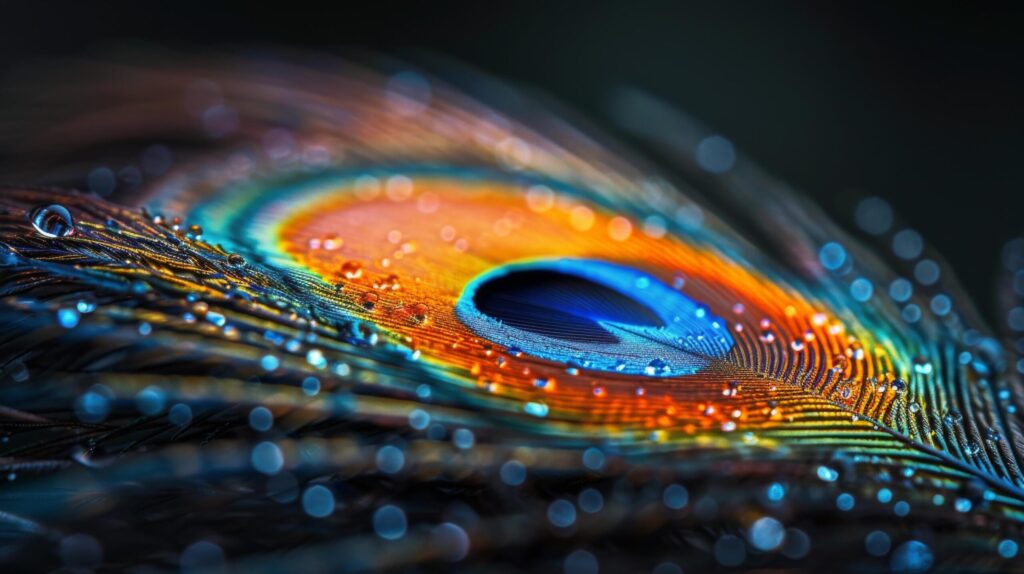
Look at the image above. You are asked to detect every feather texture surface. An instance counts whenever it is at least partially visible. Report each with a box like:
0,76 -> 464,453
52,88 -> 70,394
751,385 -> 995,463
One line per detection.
0,55 -> 1021,572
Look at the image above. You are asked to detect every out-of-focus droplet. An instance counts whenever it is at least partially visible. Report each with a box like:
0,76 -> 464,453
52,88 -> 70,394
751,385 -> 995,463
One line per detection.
360,292 -> 380,310
374,274 -> 401,291
341,261 -> 363,279
409,302 -> 429,322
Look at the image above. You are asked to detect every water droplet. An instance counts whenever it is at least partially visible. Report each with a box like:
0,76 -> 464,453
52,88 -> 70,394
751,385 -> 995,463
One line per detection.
912,357 -> 933,375
168,403 -> 193,427
748,516 -> 785,551
663,483 -> 689,509
645,358 -> 670,376
836,492 -> 855,510
816,465 -> 839,482
524,401 -> 548,417
370,503 -> 405,540
408,302 -> 429,323
865,530 -> 891,557
723,380 -> 740,397
998,539 -> 1019,559
877,488 -> 893,503
30,204 -> 75,238
547,499 -> 577,528
405,407 -> 430,429
986,427 -> 1003,443
500,460 -> 527,485
57,308 -> 80,329
943,409 -> 963,427
322,234 -> 342,250
578,488 -> 604,513
582,447 -> 605,471
374,273 -> 401,291
452,428 -> 475,449
890,540 -> 933,573
227,253 -> 246,266
832,354 -> 849,371
341,261 -> 363,279
306,349 -> 327,368
303,485 -> 337,518
360,292 -> 380,310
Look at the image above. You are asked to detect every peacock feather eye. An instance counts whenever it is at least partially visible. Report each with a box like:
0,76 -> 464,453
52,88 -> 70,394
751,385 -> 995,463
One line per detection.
0,56 -> 1021,572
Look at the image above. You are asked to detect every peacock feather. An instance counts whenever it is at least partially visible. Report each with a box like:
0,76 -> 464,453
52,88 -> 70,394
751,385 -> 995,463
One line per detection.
0,54 -> 1021,572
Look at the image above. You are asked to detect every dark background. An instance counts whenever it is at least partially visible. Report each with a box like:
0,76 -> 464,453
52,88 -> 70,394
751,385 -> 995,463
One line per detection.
2,2 -> 1022,321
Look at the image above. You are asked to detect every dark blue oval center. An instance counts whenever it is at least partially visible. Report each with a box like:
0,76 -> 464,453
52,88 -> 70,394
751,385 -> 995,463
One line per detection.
472,269 -> 663,344
456,258 -> 734,377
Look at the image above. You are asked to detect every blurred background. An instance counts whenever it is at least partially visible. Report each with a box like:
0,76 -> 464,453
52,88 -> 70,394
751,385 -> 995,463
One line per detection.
2,1 -> 1022,322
